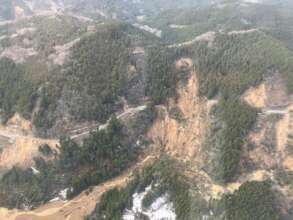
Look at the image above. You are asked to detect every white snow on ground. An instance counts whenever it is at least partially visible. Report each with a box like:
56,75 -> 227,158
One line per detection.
49,197 -> 60,202
133,23 -> 162,38
30,166 -> 40,174
49,188 -> 69,203
59,188 -> 69,200
123,185 -> 176,220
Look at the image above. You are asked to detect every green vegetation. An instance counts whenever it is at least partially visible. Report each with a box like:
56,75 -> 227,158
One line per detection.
141,159 -> 191,219
175,31 -> 293,182
147,2 -> 293,48
146,47 -> 177,104
146,46 -> 189,104
0,58 -> 36,122
32,83 -> 59,130
86,178 -> 138,220
31,22 -> 156,132
274,169 -> 293,187
0,116 -> 141,208
169,106 -> 185,122
217,98 -> 257,182
184,32 -> 293,97
65,23 -> 131,122
68,116 -> 138,198
0,21 -> 157,133
147,5 -> 250,44
0,14 -> 90,55
223,181 -> 280,220
0,162 -> 59,209
38,144 -> 54,157
88,158 -> 192,220
146,31 -> 293,182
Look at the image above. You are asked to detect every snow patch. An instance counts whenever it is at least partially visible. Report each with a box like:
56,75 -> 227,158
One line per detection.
123,185 -> 176,220
59,188 -> 69,200
49,197 -> 60,203
49,188 -> 69,203
30,166 -> 40,174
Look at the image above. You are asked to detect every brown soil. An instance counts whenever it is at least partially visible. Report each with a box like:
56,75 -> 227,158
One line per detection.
0,155 -> 156,220
147,60 -> 211,162
243,83 -> 267,108
0,113 -> 58,169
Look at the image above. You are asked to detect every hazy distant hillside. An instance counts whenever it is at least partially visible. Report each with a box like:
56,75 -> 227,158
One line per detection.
145,0 -> 293,48
0,0 -> 211,22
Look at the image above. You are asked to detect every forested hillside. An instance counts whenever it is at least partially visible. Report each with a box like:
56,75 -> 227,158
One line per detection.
0,1 -> 292,220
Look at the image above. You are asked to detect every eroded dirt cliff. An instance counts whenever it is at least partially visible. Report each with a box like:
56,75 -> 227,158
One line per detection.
147,58 -> 213,163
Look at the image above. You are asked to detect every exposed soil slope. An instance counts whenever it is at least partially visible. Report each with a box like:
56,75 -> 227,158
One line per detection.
0,154 -> 156,220
147,58 -> 212,162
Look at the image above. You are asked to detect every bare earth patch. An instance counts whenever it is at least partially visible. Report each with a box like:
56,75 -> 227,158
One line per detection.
168,31 -> 216,48
0,46 -> 37,63
148,60 -> 210,162
0,155 -> 156,220
49,38 -> 80,66
0,113 -> 58,170
283,157 -> 293,171
243,83 -> 267,108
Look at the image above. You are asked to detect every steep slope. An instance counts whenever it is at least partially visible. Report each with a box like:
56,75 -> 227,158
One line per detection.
0,155 -> 157,220
0,1 -> 293,220
0,17 -> 158,138
86,29 -> 293,219
147,58 -> 212,162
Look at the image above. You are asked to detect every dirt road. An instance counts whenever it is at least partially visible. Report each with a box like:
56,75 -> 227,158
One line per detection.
71,105 -> 146,140
0,155 -> 156,220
